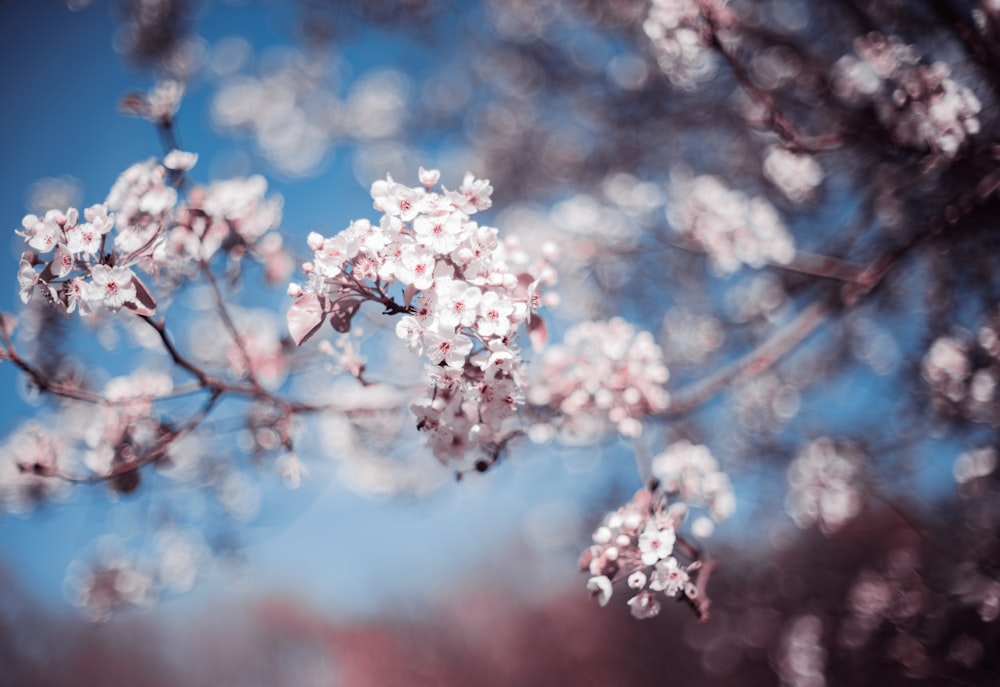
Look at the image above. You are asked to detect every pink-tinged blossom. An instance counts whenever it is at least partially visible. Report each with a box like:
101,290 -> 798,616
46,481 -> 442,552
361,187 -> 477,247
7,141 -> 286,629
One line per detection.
291,168 -> 555,467
778,615 -> 827,687
418,166 -> 440,189
163,149 -> 198,171
397,244 -> 436,290
423,325 -> 473,368
18,211 -> 62,253
786,437 -> 864,534
587,575 -> 613,606
17,258 -> 38,304
122,79 -> 184,124
88,265 -> 138,312
413,211 -> 465,254
627,590 -> 662,619
395,315 -> 424,351
49,245 -> 75,279
652,440 -> 736,527
197,175 -> 283,244
832,32 -> 981,158
668,173 -> 795,275
477,290 -> 515,338
371,174 -> 426,221
65,221 -> 103,255
581,488 -> 703,619
435,279 -> 482,329
638,522 -> 677,565
763,145 -> 824,203
65,549 -> 158,623
922,336 -> 969,403
954,447 -> 996,485
643,0 -> 729,89
0,422 -> 71,516
449,172 -> 493,214
529,317 -> 670,441
106,159 -> 176,256
649,557 -> 689,596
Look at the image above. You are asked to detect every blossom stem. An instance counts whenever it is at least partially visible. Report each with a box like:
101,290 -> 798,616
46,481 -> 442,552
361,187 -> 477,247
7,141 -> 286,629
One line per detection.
198,260 -> 262,393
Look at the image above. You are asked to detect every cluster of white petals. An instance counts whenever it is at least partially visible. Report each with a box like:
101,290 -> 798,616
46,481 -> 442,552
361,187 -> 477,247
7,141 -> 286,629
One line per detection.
785,437 -> 864,534
0,422 -> 71,516
651,440 -> 735,537
82,370 -> 175,480
922,310 -> 1000,421
580,488 -> 702,619
65,549 -> 158,623
15,152 -> 287,317
528,317 -> 670,442
290,168 -> 555,466
777,615 -> 828,687
762,145 -> 825,204
832,32 -> 981,157
667,174 -> 795,275
643,0 -> 728,89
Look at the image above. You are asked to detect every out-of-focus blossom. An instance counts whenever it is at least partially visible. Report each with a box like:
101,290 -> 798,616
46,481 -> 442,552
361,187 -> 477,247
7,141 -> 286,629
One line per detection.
65,545 -> 158,622
667,173 -> 795,275
763,145 -> 824,203
785,437 -> 864,534
651,440 -> 735,532
528,317 -> 670,442
777,615 -> 827,687
954,447 -> 997,485
0,422 -> 71,516
643,0 -> 729,89
832,32 -> 981,158
120,80 -> 186,124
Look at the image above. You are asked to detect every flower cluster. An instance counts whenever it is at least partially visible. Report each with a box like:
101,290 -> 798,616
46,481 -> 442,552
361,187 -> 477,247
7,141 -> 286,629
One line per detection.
16,203 -> 152,316
777,615 -> 827,687
288,168 -> 554,466
922,310 -> 1000,423
65,546 -> 158,623
15,153 -> 287,317
785,437 -> 864,534
839,546 -> 932,677
580,488 -> 704,620
642,0 -> 729,89
832,32 -> 981,158
762,145 -> 824,204
0,421 -> 71,516
81,371 -> 174,489
667,174 -> 795,275
527,317 -> 670,442
651,440 -> 735,538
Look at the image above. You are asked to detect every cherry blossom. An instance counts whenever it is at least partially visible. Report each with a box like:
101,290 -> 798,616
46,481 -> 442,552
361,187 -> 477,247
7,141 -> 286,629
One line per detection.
529,317 -> 670,441
785,437 -> 864,534
832,32 -> 981,158
667,173 -> 795,275
643,0 -> 730,89
88,264 -> 138,311
580,488 -> 707,620
289,168 -> 555,467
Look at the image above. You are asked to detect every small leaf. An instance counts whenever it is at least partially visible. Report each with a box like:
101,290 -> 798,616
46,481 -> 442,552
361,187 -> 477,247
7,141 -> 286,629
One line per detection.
403,283 -> 419,309
528,312 -> 548,351
0,312 -> 16,338
126,275 -> 157,316
287,294 -> 327,346
328,297 -> 362,334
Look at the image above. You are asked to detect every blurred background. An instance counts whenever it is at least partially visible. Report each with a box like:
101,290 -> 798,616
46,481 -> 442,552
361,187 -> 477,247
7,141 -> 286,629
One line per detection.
2,0 -> 1000,684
